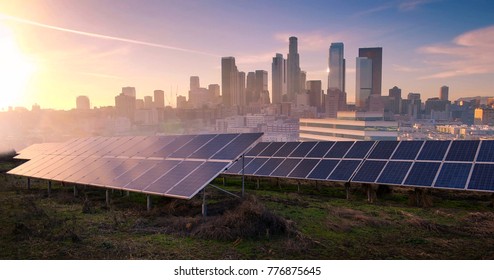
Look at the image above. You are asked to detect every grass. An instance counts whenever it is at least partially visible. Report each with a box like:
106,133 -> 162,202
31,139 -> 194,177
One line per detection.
1,166 -> 494,259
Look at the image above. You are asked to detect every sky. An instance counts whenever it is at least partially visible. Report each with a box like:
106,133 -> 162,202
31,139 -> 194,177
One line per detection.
0,0 -> 493,110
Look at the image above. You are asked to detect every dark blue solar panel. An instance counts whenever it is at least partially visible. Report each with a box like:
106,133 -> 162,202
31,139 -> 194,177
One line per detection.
307,142 -> 334,158
476,141 -> 494,162
392,141 -> 424,160
143,161 -> 202,194
376,161 -> 412,185
404,162 -> 441,187
243,158 -> 269,175
368,141 -> 399,159
288,159 -> 320,178
307,160 -> 339,180
445,140 -> 480,162
123,160 -> 181,190
328,160 -> 361,181
212,133 -> 263,160
289,142 -> 317,157
434,163 -> 471,189
245,142 -> 270,157
352,160 -> 386,183
254,158 -> 284,176
224,157 -> 254,174
324,142 -> 354,158
417,141 -> 450,161
189,134 -> 237,159
271,159 -> 301,177
344,141 -> 374,159
170,134 -> 216,158
468,164 -> 494,191
273,142 -> 300,157
259,142 -> 285,157
153,135 -> 196,158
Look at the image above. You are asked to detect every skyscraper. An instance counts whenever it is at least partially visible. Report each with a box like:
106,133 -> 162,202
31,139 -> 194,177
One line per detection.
238,71 -> 246,107
144,96 -> 153,109
440,86 -> 449,101
190,76 -> 200,91
122,87 -> 136,98
287,36 -> 301,102
76,96 -> 90,110
356,57 -> 373,109
306,80 -> 322,109
221,57 -> 238,107
328,43 -> 345,93
272,53 -> 286,104
154,90 -> 165,108
246,72 -> 256,104
358,47 -> 382,96
388,86 -> 402,114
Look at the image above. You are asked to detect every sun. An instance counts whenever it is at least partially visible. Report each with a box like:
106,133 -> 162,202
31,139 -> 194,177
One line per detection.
0,25 -> 36,110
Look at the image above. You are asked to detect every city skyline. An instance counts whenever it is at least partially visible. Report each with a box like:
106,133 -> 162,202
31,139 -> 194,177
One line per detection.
0,0 -> 493,110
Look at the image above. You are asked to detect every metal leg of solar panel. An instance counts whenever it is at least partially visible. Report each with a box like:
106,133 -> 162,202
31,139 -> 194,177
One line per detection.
106,190 -> 110,207
48,181 -> 52,197
345,182 -> 350,200
241,155 -> 245,197
126,191 -> 130,197
208,184 -> 241,199
147,195 -> 152,211
202,189 -> 207,217
27,178 -> 31,190
73,185 -> 78,197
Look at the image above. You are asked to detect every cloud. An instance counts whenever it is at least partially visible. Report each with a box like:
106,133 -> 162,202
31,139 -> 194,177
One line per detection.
79,72 -> 123,80
399,0 -> 437,11
353,0 -> 436,17
392,64 -> 422,72
418,25 -> 494,79
0,13 -> 220,57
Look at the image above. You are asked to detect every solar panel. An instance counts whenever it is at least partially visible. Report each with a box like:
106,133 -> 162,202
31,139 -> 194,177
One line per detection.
143,161 -> 202,194
153,135 -> 196,158
223,157 -> 254,174
445,140 -> 480,162
135,137 -> 177,158
166,162 -> 230,198
289,142 -> 317,158
391,141 -> 424,160
328,160 -> 361,181
212,133 -> 263,160
124,160 -> 182,190
468,164 -> 494,191
306,141 -> 334,158
243,158 -> 269,175
367,141 -> 399,159
325,141 -> 354,158
404,162 -> 441,187
254,158 -> 285,176
122,137 -> 163,157
31,156 -> 77,179
273,142 -> 301,157
352,160 -> 387,183
344,141 -> 374,159
244,142 -> 270,157
64,158 -> 118,183
288,159 -> 320,179
307,159 -> 339,180
259,142 -> 285,157
84,137 -> 128,157
52,157 -> 101,181
169,134 -> 216,158
376,161 -> 412,185
189,134 -> 238,159
88,158 -> 133,186
271,158 -> 301,177
107,136 -> 147,157
434,163 -> 472,189
476,140 -> 494,162
417,141 -> 450,161
19,155 -> 61,177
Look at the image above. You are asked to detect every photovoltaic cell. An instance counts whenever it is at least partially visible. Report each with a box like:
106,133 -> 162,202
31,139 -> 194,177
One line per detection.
244,142 -> 270,157
243,158 -> 269,175
288,159 -> 320,179
153,135 -> 195,158
87,158 -> 131,186
434,163 -> 471,189
143,161 -> 202,194
273,142 -> 300,157
404,162 -> 441,187
223,157 -> 254,174
167,162 -> 230,198
468,164 -> 494,191
65,158 -> 117,183
107,136 -> 147,157
289,142 -> 317,158
306,141 -> 334,158
136,137 -> 177,158
417,141 -> 450,161
21,155 -> 62,177
254,158 -> 284,176
476,140 -> 494,162
328,160 -> 361,181
324,142 -> 354,158
352,160 -> 387,183
367,141 -> 399,159
52,157 -> 101,181
376,161 -> 412,185
169,134 -> 216,158
189,134 -> 238,159
212,133 -> 263,160
122,137 -> 163,157
307,160 -> 339,180
259,142 -> 285,157
77,158 -> 132,186
344,141 -> 374,159
124,160 -> 181,190
110,160 -> 158,187
391,141 -> 424,160
271,158 -> 301,177
32,156 -> 77,179
445,140 -> 480,162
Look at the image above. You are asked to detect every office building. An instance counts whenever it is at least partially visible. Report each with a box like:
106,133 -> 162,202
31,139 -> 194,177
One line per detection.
328,42 -> 345,93
122,87 -> 136,98
144,96 -> 153,109
154,90 -> 165,108
306,80 -> 322,109
238,71 -> 246,107
287,36 -> 301,102
221,57 -> 239,107
358,47 -> 382,96
388,86 -> 401,114
208,84 -> 220,97
355,57 -> 372,109
272,53 -> 286,104
76,96 -> 90,110
190,76 -> 200,91
440,85 -> 449,101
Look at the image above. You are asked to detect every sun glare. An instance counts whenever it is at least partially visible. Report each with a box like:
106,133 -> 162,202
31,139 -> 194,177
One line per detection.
0,25 -> 36,110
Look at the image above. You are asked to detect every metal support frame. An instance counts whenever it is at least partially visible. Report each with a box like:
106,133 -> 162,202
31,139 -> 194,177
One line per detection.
73,185 -> 78,197
241,154 -> 245,197
27,178 -> 31,190
146,195 -> 152,211
47,181 -> 52,196
105,190 -> 110,207
208,184 -> 241,199
256,178 -> 260,189
202,189 -> 207,217
126,191 -> 130,197
297,181 -> 301,192
345,182 -> 350,200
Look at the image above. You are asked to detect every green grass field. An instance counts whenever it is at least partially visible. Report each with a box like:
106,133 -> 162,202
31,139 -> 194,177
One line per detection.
1,161 -> 494,259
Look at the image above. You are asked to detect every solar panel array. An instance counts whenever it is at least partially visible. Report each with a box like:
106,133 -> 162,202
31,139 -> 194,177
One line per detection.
223,140 -> 494,192
8,133 -> 263,199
